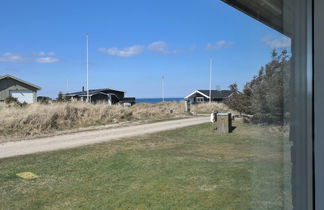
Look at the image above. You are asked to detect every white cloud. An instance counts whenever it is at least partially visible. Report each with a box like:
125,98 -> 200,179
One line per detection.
99,41 -> 184,57
36,57 -> 60,63
262,36 -> 291,49
99,45 -> 145,57
206,40 -> 234,50
147,41 -> 180,54
38,52 -> 46,56
0,52 -> 27,63
0,51 -> 60,64
0,52 -> 60,63
33,51 -> 56,57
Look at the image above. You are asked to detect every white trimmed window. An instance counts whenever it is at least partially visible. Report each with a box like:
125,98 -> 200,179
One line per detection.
196,97 -> 204,102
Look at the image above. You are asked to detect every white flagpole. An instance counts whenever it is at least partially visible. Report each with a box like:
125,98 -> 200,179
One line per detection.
162,76 -> 165,102
209,57 -> 212,103
86,35 -> 89,103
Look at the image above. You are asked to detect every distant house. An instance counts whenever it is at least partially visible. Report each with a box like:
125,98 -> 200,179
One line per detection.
64,87 -> 135,106
185,90 -> 234,103
0,74 -> 41,103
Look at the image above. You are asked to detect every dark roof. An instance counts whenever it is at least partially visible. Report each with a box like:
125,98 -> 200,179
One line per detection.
65,88 -> 125,96
0,74 -> 41,90
198,90 -> 234,99
120,97 -> 136,103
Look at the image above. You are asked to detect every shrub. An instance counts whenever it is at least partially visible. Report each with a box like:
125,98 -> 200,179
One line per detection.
38,96 -> 52,104
5,96 -> 19,104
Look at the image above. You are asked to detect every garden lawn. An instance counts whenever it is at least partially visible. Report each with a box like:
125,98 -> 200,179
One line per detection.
0,122 -> 292,210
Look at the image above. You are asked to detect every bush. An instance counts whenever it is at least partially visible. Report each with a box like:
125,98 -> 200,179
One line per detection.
57,91 -> 68,102
38,96 -> 52,104
4,96 -> 28,108
5,96 -> 19,104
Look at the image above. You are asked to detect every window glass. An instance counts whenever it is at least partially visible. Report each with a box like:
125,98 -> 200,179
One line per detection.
0,0 -> 311,209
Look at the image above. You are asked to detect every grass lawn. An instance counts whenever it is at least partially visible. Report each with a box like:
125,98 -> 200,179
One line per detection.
0,122 -> 292,210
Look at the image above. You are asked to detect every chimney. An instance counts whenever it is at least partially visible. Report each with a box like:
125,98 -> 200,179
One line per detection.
82,86 -> 85,92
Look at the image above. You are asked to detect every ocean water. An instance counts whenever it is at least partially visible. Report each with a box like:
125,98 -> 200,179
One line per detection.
136,98 -> 183,104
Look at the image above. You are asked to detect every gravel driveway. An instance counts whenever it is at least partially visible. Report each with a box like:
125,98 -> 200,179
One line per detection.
0,116 -> 208,159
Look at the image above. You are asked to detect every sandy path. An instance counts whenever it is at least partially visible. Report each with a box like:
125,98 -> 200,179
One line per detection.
0,116 -> 208,159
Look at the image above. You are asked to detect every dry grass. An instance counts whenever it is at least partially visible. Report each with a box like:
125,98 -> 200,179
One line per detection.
191,102 -> 238,115
131,102 -> 185,120
0,101 -> 233,138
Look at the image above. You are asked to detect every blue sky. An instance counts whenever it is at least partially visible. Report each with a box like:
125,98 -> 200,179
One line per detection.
0,0 -> 290,98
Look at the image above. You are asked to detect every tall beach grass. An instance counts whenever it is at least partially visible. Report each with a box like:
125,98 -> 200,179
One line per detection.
0,101 -> 234,137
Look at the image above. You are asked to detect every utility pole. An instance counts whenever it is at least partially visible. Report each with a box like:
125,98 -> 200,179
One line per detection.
86,35 -> 89,103
209,57 -> 213,103
162,76 -> 165,102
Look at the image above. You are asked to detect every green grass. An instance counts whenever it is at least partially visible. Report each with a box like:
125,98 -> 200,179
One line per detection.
0,122 -> 292,210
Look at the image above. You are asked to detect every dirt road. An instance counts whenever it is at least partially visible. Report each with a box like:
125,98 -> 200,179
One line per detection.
0,116 -> 208,159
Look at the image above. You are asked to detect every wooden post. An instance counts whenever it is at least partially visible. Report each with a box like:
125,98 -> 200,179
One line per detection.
216,113 -> 232,134
184,100 -> 191,112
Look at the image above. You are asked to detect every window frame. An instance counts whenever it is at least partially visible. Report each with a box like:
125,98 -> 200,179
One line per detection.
196,97 -> 204,102
206,0 -> 317,208
314,0 -> 324,209
290,0 -> 314,209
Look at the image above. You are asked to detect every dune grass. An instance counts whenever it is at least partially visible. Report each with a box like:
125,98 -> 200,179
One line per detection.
190,102 -> 237,114
0,102 -> 235,138
0,122 -> 292,209
0,102 -> 185,137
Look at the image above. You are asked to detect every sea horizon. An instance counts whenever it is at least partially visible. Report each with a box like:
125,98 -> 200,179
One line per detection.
135,97 -> 183,104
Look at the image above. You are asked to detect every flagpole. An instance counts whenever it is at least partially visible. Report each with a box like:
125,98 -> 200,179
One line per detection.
86,35 -> 89,103
162,76 -> 165,102
209,57 -> 212,103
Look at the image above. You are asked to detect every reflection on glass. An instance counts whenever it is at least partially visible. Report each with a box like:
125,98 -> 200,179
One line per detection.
0,0 -> 307,209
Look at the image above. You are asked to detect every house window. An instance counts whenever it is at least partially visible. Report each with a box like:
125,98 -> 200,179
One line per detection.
196,97 -> 204,102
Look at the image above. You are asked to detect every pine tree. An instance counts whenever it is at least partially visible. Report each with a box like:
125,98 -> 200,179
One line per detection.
226,49 -> 291,124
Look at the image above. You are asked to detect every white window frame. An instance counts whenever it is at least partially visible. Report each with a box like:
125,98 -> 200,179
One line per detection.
196,97 -> 204,102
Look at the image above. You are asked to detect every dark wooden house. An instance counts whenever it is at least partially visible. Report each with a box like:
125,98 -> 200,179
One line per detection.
185,90 -> 234,103
64,88 -> 135,106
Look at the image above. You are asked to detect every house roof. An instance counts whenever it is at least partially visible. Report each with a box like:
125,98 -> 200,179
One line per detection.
120,97 -> 136,103
0,74 -> 41,90
65,88 -> 125,97
185,90 -> 234,99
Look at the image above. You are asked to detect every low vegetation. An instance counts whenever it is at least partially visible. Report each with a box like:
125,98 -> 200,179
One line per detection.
190,101 -> 237,114
0,101 -> 235,138
0,122 -> 292,209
